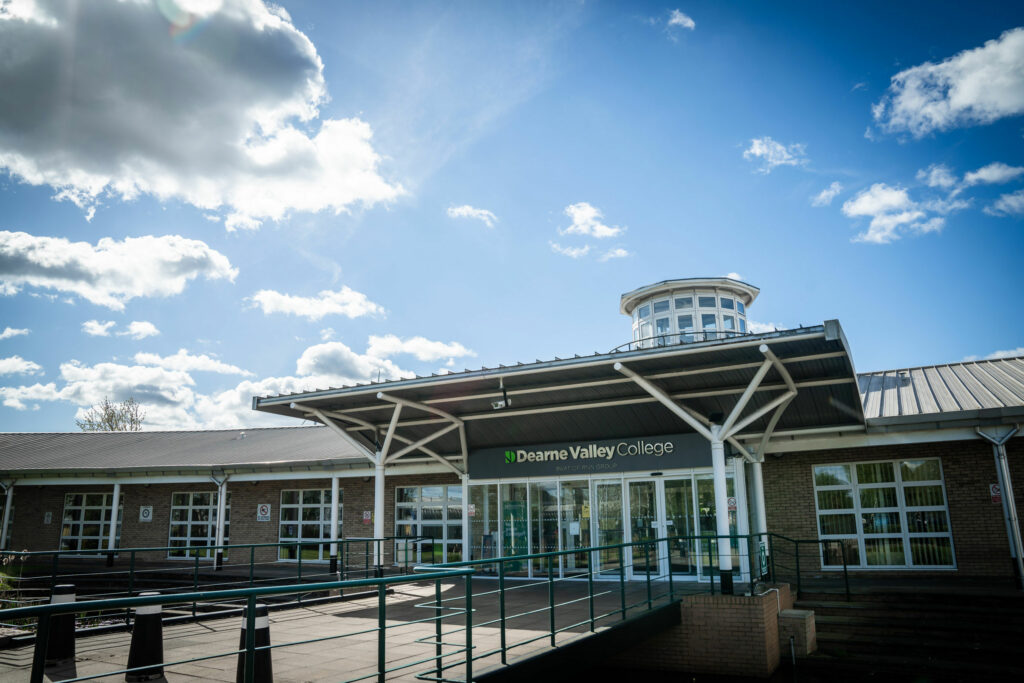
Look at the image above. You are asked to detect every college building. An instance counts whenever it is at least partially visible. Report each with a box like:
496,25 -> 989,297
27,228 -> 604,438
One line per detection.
2,276 -> 1022,591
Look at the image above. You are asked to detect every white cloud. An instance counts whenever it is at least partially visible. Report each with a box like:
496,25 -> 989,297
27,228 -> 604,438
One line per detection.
0,382 -> 61,411
916,164 -> 957,189
248,287 -> 384,321
598,248 -> 630,262
320,328 -> 335,341
748,321 -> 786,334
963,162 -> 1024,186
872,28 -> 1024,137
811,182 -> 843,207
550,242 -> 590,259
134,349 -> 253,376
841,183 -> 950,244
985,189 -> 1024,217
295,341 -> 408,381
366,334 -> 476,363
743,137 -> 808,174
447,205 -> 497,228
667,9 -> 696,30
0,231 -> 236,309
0,327 -> 29,340
0,355 -> 42,376
851,82 -> 868,92
981,347 -> 1024,360
562,203 -> 623,239
723,272 -> 744,281
82,320 -> 116,337
119,321 -> 160,340
0,0 -> 402,230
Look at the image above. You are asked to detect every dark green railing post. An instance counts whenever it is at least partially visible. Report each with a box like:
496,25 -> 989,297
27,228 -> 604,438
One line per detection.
364,540 -> 369,578
464,573 -> 473,682
244,595 -> 256,683
297,547 -> 303,584
29,612 -> 50,683
644,542 -> 652,608
192,555 -> 199,619
840,540 -> 850,602
709,539 -> 716,595
618,545 -> 626,620
667,541 -> 675,601
434,579 -> 443,680
498,560 -> 507,664
795,541 -> 802,597
377,583 -> 386,683
587,551 -> 595,632
126,550 -> 136,626
547,556 -> 555,646
50,552 -> 58,590
769,534 -> 776,583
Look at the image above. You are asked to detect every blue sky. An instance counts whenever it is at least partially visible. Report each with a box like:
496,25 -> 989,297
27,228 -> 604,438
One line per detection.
1,0 -> 1022,431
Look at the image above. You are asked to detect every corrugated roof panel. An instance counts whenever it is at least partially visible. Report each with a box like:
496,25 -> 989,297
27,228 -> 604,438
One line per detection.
881,372 -> 901,417
861,373 -> 884,419
950,364 -> 1001,409
897,370 -> 918,416
936,365 -> 982,411
909,368 -> 937,414
983,360 -> 1024,399
922,366 -> 961,413
995,358 -> 1024,387
968,362 -> 1023,407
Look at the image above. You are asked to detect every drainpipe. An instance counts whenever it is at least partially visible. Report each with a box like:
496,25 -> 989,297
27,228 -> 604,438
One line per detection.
373,458 -> 385,574
710,426 -> 734,593
330,476 -> 340,573
977,426 -> 1022,589
0,481 -> 14,550
106,482 -> 121,567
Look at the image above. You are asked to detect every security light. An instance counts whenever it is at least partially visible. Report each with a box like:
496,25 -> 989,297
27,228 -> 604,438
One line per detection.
492,378 -> 511,410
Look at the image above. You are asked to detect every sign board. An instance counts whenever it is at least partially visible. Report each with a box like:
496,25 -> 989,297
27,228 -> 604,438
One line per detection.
758,541 -> 768,577
991,483 -> 1003,504
468,503 -> 476,518
139,506 -> 153,523
43,511 -> 52,525
727,496 -> 737,512
469,433 -> 713,479
362,510 -> 372,525
256,503 -> 272,522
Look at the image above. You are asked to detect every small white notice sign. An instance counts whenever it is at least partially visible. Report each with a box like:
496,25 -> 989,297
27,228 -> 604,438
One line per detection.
727,496 -> 737,511
139,506 -> 153,523
991,483 -> 1002,504
257,503 -> 272,522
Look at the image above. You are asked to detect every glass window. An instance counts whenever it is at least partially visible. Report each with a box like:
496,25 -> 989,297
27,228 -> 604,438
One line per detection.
395,485 -> 463,564
739,319 -> 747,333
701,314 -> 716,330
674,296 -> 693,309
698,296 -> 716,308
169,491 -> 230,559
652,300 -> 670,314
639,321 -> 651,344
737,301 -> 745,315
720,297 -> 734,310
813,457 -> 953,569
279,489 -> 342,561
655,317 -> 670,345
637,304 -> 650,319
722,315 -> 735,331
60,492 -> 123,553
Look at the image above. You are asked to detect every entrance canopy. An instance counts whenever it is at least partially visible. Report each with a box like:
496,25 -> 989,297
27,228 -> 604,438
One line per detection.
253,321 -> 864,471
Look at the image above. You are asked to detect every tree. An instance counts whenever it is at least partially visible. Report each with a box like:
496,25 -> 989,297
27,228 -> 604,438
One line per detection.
75,397 -> 146,432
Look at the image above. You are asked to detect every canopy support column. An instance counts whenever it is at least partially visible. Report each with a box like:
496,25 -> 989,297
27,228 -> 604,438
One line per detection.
0,481 -> 14,550
461,473 -> 470,564
733,456 -> 750,584
710,429 -> 733,592
106,482 -> 121,567
978,426 -> 1022,589
211,475 -> 229,570
374,459 -> 385,574
330,476 -> 340,573
750,459 -> 768,537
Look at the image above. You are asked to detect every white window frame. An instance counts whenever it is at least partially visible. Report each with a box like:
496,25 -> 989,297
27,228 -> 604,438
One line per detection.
168,491 -> 230,559
278,488 -> 343,562
395,485 -> 463,564
812,458 -> 955,570
60,492 -> 123,554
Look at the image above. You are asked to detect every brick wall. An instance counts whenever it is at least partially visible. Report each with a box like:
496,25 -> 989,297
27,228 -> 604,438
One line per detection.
614,586 -> 787,677
763,438 -> 1022,577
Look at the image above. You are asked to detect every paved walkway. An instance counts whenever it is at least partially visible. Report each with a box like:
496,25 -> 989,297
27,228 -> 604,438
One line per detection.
0,578 -> 695,682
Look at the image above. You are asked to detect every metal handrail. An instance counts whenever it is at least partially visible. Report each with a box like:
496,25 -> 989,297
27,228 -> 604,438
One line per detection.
609,329 -> 767,353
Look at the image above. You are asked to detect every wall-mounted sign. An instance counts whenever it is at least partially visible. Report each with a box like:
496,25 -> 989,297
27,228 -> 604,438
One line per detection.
362,510 -> 372,524
468,504 -> 476,518
43,511 -> 52,525
256,503 -> 272,522
469,433 -> 713,479
139,506 -> 153,523
727,497 -> 737,512
991,483 -> 1002,504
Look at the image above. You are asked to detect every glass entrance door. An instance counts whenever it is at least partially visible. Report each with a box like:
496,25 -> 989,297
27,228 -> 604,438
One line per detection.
627,481 -> 659,578
664,478 -> 697,577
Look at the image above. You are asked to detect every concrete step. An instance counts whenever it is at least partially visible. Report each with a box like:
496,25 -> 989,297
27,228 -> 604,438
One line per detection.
815,630 -> 1020,663
812,614 -> 1024,641
795,598 -> 1024,623
793,650 -> 1024,682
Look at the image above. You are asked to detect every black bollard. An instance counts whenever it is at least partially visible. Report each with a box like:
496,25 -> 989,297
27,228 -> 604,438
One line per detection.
329,554 -> 338,574
720,572 -> 734,595
45,584 -> 76,666
236,603 -> 273,683
126,592 -> 164,682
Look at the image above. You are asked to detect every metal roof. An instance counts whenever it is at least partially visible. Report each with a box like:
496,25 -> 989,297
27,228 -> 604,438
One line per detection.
858,356 -> 1024,427
255,322 -> 864,459
0,426 -> 366,475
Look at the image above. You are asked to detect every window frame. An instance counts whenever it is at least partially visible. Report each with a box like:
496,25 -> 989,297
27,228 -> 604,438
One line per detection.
395,485 -> 463,564
60,492 -> 123,554
278,488 -> 343,562
167,491 -> 231,559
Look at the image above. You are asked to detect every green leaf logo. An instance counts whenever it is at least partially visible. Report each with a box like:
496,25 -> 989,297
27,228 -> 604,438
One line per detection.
504,450 -> 516,464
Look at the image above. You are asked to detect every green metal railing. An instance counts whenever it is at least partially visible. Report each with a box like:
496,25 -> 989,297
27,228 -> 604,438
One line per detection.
0,568 -> 474,683
765,533 -> 851,600
0,536 -> 436,626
